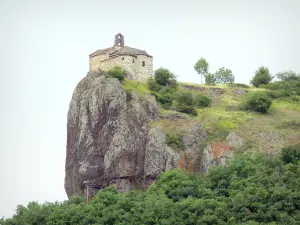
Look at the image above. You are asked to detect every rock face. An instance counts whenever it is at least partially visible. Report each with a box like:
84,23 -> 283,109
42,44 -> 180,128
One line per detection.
65,71 -> 179,198
182,123 -> 208,171
201,144 -> 234,173
201,132 -> 245,173
226,132 -> 244,148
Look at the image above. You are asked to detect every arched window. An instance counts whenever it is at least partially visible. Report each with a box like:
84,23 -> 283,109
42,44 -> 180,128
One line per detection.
142,61 -> 145,67
122,57 -> 124,60
132,58 -> 135,63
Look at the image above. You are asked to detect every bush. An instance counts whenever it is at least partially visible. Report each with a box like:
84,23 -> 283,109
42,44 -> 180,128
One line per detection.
196,94 -> 212,107
147,77 -> 162,92
175,90 -> 194,106
251,66 -> 273,87
176,104 -> 197,115
173,90 -> 197,115
165,133 -> 184,149
246,92 -> 272,113
265,90 -> 287,99
105,66 -> 126,82
155,89 -> 174,109
281,144 -> 300,164
154,68 -> 177,88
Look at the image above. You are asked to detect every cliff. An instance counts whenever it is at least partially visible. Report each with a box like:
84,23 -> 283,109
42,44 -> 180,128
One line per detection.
65,71 -> 179,198
65,71 -> 300,198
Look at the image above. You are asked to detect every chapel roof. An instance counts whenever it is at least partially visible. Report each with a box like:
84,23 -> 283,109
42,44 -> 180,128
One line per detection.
89,46 -> 152,58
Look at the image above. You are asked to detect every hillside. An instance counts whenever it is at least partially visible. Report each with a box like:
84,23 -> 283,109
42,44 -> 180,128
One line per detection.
2,70 -> 300,224
123,79 -> 300,156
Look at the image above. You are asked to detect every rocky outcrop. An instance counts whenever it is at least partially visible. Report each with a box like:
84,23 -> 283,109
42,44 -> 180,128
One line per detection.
182,84 -> 206,92
234,88 -> 248,96
201,143 -> 234,173
65,71 -> 178,198
144,127 -> 180,182
208,87 -> 225,96
201,132 -> 243,173
226,132 -> 244,148
177,123 -> 208,172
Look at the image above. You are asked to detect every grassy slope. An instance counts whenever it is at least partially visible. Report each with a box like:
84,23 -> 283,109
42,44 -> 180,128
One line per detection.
123,79 -> 300,154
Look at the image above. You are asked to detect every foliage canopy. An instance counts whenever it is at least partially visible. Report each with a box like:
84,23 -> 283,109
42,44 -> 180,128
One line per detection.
251,66 -> 273,87
2,146 -> 300,225
214,67 -> 235,84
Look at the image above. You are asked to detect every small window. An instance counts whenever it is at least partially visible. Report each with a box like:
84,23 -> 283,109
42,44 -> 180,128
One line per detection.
132,58 -> 135,63
142,61 -> 145,67
122,57 -> 124,60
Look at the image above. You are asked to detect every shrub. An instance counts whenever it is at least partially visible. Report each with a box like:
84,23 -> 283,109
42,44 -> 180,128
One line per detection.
174,90 -> 197,115
175,90 -> 194,106
251,66 -> 273,87
147,77 -> 162,92
281,144 -> 300,164
259,82 -> 282,90
156,89 -> 173,105
165,133 -> 184,150
266,90 -> 287,99
246,92 -> 272,113
154,68 -> 177,88
105,66 -> 126,82
176,104 -> 197,116
196,94 -> 212,108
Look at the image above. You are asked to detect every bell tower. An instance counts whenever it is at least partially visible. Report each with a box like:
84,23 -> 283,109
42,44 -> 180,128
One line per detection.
114,33 -> 124,47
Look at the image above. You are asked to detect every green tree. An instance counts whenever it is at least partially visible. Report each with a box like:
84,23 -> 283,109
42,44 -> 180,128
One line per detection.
214,67 -> 235,84
251,66 -> 273,87
205,73 -> 216,84
246,91 -> 272,113
154,68 -> 177,88
194,58 -> 209,84
276,70 -> 299,82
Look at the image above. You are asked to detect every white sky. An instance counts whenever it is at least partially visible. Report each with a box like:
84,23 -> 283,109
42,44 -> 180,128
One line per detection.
0,0 -> 299,218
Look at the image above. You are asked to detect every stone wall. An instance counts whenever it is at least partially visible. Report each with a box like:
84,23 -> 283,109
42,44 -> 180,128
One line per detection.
89,54 -> 108,70
90,54 -> 153,83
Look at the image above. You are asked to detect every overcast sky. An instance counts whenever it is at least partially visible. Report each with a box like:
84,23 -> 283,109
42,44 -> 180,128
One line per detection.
0,0 -> 299,218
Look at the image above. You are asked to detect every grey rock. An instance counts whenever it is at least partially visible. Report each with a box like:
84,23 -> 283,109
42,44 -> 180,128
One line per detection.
234,88 -> 248,95
208,88 -> 225,96
201,144 -> 234,174
183,123 -> 207,153
144,127 -> 180,178
65,70 -> 178,198
256,131 -> 281,143
226,132 -> 244,148
182,123 -> 208,171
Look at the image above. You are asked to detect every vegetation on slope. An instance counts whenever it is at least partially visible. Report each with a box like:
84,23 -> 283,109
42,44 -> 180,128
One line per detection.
3,66 -> 299,223
1,145 -> 300,225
